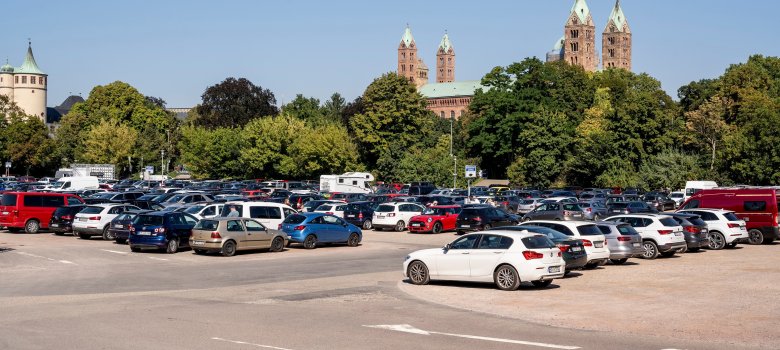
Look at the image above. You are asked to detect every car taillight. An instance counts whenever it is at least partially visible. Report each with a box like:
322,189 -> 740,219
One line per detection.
474,216 -> 481,221
586,208 -> 592,213
502,201 -> 509,206
88,216 -> 101,221
294,225 -> 306,230
388,213 -> 396,217
727,223 -> 740,228
154,227 -> 166,233
684,226 -> 700,233
582,239 -> 593,247
522,251 -> 544,260
129,226 -> 135,232
358,213 -> 363,219
62,215 -> 73,220
557,244 -> 569,253
325,212 -> 333,215
617,236 -> 632,242
658,230 -> 672,235
211,231 -> 221,239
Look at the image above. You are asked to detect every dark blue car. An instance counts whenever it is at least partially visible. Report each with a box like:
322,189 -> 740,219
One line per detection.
128,212 -> 199,253
281,213 -> 362,249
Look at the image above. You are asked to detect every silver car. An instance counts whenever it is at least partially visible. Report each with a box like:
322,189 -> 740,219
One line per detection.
578,201 -> 608,221
596,221 -> 645,264
518,198 -> 543,214
522,202 -> 585,222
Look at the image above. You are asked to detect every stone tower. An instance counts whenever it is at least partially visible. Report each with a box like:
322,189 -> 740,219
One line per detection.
563,0 -> 598,72
436,32 -> 455,83
0,42 -> 47,122
602,0 -> 632,71
397,26 -> 428,88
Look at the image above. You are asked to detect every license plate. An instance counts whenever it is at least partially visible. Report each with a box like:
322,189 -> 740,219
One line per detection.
114,224 -> 124,229
193,240 -> 205,246
674,232 -> 683,237
50,224 -> 59,228
460,225 -> 469,228
377,215 -> 385,219
548,266 -> 561,273
633,242 -> 640,247
412,223 -> 422,227
347,215 -> 355,218
594,242 -> 604,248
79,218 -> 87,222
138,231 -> 151,236
1,211 -> 8,215
571,246 -> 582,252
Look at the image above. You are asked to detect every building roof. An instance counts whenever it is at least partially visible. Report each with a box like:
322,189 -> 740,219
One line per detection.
552,36 -> 565,51
438,33 -> 453,53
605,0 -> 629,33
0,60 -> 13,73
570,0 -> 591,24
418,81 -> 485,99
400,26 -> 415,48
16,43 -> 45,75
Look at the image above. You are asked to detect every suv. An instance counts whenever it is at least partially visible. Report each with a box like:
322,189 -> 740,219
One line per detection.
408,182 -> 435,196
161,193 -> 214,207
128,212 -> 199,253
595,221 -> 644,264
663,212 -> 710,252
49,204 -> 88,235
519,221 -> 610,269
342,201 -> 376,230
83,191 -> 144,205
456,205 -> 520,234
603,214 -> 686,259
373,202 -> 426,231
73,204 -> 140,240
676,209 -> 749,250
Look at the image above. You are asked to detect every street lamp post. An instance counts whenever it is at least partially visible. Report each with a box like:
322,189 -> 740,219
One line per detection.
161,150 -> 165,176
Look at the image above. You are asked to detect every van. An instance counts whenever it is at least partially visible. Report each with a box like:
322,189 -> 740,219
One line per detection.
683,181 -> 718,202
0,192 -> 84,233
48,176 -> 100,192
678,188 -> 779,244
220,202 -> 297,229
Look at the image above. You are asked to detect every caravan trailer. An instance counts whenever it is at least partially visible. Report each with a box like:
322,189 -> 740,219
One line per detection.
320,172 -> 374,194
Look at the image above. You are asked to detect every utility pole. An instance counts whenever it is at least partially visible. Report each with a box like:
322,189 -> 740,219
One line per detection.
161,150 -> 165,176
453,156 -> 457,189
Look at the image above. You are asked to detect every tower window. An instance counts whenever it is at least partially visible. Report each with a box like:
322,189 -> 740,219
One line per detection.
440,111 -> 445,118
571,43 -> 579,52
22,76 -> 27,84
570,30 -> 579,38
450,111 -> 455,119
31,76 -> 36,84
411,53 -> 414,59
41,77 -> 45,85
15,76 -> 18,83
410,65 -> 414,71
448,58 -> 451,63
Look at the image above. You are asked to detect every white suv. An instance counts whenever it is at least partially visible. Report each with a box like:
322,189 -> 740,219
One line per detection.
519,221 -> 610,269
603,214 -> 686,259
373,202 -> 425,231
677,209 -> 749,250
73,204 -> 140,240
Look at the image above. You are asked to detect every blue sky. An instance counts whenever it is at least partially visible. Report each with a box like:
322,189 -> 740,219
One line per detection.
1,0 -> 777,108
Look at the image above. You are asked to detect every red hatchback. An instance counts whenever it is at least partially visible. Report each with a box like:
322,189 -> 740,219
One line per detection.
0,192 -> 84,233
408,205 -> 462,234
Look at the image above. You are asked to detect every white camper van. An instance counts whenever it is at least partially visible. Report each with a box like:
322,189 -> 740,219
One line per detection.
319,172 -> 374,194
48,176 -> 100,192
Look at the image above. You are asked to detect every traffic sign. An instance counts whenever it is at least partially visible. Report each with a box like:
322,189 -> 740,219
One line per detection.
145,166 -> 154,173
465,165 -> 477,178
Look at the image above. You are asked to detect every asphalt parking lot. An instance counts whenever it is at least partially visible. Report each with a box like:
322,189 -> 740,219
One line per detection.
1,228 -> 777,349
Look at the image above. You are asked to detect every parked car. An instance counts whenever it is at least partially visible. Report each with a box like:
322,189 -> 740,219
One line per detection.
48,204 -> 88,235
494,195 -> 521,213
676,209 -> 749,250
669,192 -> 685,208
522,202 -> 584,222
128,212 -> 199,253
313,202 -> 348,218
643,193 -> 676,211
220,202 -> 297,230
373,202 -> 426,231
83,191 -> 144,205
663,213 -> 710,252
302,200 -> 344,213
161,193 -> 214,207
342,201 -> 377,230
606,201 -> 656,215
288,194 -> 324,211
577,201 -> 608,221
408,205 -> 462,234
602,214 -> 687,259
280,213 -> 362,249
679,188 -> 779,244
579,192 -> 607,202
403,230 -> 565,290
183,203 -> 224,220
110,210 -> 152,244
493,225 -> 588,273
517,198 -> 543,214
0,192 -> 84,233
407,182 -> 436,196
329,193 -> 369,203
456,205 -> 520,234
595,221 -> 644,264
190,217 -> 288,256
73,204 -> 140,240
519,221 -> 610,269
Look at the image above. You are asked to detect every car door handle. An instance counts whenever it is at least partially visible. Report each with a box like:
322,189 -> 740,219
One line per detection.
462,252 -> 470,255
493,252 -> 502,254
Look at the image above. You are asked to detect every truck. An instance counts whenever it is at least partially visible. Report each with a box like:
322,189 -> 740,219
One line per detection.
319,172 -> 374,194
55,164 -> 116,180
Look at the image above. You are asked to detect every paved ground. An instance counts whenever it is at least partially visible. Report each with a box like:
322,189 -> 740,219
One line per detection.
0,228 -> 775,349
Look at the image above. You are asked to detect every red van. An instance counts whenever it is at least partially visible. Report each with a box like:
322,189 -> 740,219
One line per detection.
678,188 -> 779,244
0,192 -> 84,233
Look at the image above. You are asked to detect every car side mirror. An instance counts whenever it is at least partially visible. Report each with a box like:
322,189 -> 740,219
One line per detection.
443,243 -> 451,251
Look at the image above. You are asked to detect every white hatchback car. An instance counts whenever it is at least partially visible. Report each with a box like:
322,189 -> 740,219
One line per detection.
519,221 -> 610,268
603,214 -> 687,258
404,230 -> 565,290
314,203 -> 348,218
373,202 -> 426,231
72,203 -> 140,240
677,209 -> 749,249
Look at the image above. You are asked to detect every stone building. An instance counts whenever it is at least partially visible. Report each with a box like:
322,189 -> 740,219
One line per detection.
0,42 -> 48,122
602,0 -> 632,70
563,0 -> 598,72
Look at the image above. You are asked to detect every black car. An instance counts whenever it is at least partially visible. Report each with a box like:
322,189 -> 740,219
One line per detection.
664,212 -> 710,252
456,205 -> 519,234
342,201 -> 376,230
606,201 -> 656,215
408,182 -> 435,196
642,194 -> 677,211
84,191 -> 144,205
497,225 -> 588,273
49,205 -> 88,235
330,193 -> 368,202
289,194 -> 324,211
110,210 -> 152,244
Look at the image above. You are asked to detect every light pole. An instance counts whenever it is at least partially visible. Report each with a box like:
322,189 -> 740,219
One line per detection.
450,117 -> 456,189
161,150 -> 165,176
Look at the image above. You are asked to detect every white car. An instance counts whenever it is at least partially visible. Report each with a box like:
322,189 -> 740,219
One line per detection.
603,214 -> 687,259
72,203 -> 140,240
517,198 -> 544,214
669,192 -> 685,208
519,221 -> 610,268
373,202 -> 425,231
314,203 -> 348,218
677,209 -> 749,249
220,202 -> 298,230
404,230 -> 565,290
184,203 -> 224,220
542,197 -> 578,204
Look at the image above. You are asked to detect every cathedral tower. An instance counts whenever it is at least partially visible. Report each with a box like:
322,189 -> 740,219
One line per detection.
563,0 -> 598,72
397,25 -> 428,88
602,0 -> 632,71
436,32 -> 455,83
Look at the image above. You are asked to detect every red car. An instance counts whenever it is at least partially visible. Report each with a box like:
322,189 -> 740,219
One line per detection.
408,205 -> 462,234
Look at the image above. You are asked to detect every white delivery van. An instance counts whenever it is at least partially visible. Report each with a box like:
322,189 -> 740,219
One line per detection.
48,176 -> 100,192
683,181 -> 718,202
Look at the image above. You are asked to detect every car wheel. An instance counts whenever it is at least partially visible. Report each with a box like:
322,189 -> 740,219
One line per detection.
303,235 -> 317,249
166,238 -> 179,254
130,246 -> 141,253
641,241 -> 659,259
194,249 -> 206,255
431,222 -> 442,234
407,260 -> 430,285
610,258 -> 628,265
593,214 -> 601,221
116,238 -> 126,244
660,251 -> 676,257
102,226 -> 115,240
78,232 -> 90,240
269,237 -> 285,252
362,220 -> 373,230
221,240 -> 237,256
708,232 -> 726,250
482,224 -> 492,231
531,280 -> 553,288
494,264 -> 521,291
748,229 -> 764,245
25,220 -> 40,234
347,233 -> 360,247
394,221 -> 406,232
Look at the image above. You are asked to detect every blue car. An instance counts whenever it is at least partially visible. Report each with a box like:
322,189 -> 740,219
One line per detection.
128,212 -> 199,254
281,213 -> 362,249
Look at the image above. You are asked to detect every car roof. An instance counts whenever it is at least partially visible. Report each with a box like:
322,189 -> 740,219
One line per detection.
89,203 -> 128,208
523,220 -> 596,226
680,208 -> 733,213
225,201 -> 293,208
466,229 -> 544,239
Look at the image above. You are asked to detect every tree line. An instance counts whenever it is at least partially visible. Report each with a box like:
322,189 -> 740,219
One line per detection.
0,55 -> 778,190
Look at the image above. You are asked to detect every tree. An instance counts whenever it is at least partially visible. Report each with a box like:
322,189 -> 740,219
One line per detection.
323,92 -> 346,124
240,114 -> 306,178
281,95 -> 324,123
685,95 -> 733,170
81,119 -> 138,172
638,150 -> 705,190
2,114 -> 53,176
195,77 -> 278,128
281,123 -> 363,178
178,126 -> 244,179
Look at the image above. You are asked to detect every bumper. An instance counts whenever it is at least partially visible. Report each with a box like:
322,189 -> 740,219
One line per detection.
129,235 -> 167,248
564,254 -> 588,270
520,263 -> 566,281
455,223 -> 482,232
189,239 -> 223,250
284,232 -> 305,243
72,226 -> 104,236
112,229 -> 131,240
49,223 -> 73,233
725,230 -> 749,244
657,241 -> 687,253
408,222 -> 433,233
609,243 -> 643,259
684,233 -> 710,249
758,226 -> 780,240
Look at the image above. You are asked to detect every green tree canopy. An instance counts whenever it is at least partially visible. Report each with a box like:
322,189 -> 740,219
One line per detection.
194,77 -> 278,129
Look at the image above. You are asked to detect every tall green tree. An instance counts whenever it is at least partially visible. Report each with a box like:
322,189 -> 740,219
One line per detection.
240,114 -> 307,178
2,114 -> 53,176
81,119 -> 138,172
194,77 -> 278,129
178,126 -> 244,179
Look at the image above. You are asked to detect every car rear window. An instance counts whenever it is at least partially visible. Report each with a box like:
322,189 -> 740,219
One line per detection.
376,204 -> 395,213
597,226 -> 611,235
610,203 -> 629,209
134,215 -> 164,226
617,224 -> 639,235
80,206 -> 104,215
1,194 -> 17,206
521,235 -> 556,249
194,220 -> 219,230
520,199 -> 536,205
660,217 -> 679,227
577,225 -> 602,236
723,212 -> 740,221
686,217 -> 706,226
283,214 -> 306,224
563,204 -> 582,211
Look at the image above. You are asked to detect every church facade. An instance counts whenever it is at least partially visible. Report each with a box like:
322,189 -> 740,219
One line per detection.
0,42 -> 48,122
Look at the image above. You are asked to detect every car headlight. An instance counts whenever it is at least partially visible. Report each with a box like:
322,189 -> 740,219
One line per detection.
427,218 -> 432,223
404,255 -> 411,261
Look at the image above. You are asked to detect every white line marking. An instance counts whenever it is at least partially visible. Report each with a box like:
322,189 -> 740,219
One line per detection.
211,337 -> 295,350
15,252 -> 76,265
363,324 -> 580,350
101,249 -> 128,255
59,260 -> 76,265
147,257 -> 169,261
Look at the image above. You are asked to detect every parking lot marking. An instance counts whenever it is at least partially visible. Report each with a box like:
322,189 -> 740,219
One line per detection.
16,251 -> 76,265
211,337 -> 295,350
59,260 -> 76,265
101,249 -> 128,255
147,257 -> 169,261
363,324 -> 581,350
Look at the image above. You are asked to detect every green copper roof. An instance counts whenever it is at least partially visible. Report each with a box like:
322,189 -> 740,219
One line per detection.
570,0 -> 591,24
438,33 -> 453,53
401,26 -> 415,48
418,81 -> 485,99
553,36 -> 565,51
606,0 -> 628,32
16,44 -> 45,75
0,59 -> 13,73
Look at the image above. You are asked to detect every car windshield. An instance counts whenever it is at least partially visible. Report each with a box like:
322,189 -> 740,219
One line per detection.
563,204 -> 582,211
93,193 -> 115,199
194,220 -> 219,230
283,214 -> 307,224
422,208 -> 448,215
134,215 -> 164,226
185,205 -> 205,214
577,225 -> 603,236
80,206 -> 103,215
376,204 -> 395,212
166,195 -> 185,203
660,217 -> 679,227
152,194 -> 170,202
723,212 -> 741,221
520,199 -> 536,205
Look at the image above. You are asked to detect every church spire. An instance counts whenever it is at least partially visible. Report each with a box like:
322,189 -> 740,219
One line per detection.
17,40 -> 45,75
569,0 -> 592,25
602,0 -> 632,71
436,31 -> 455,83
605,0 -> 630,33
